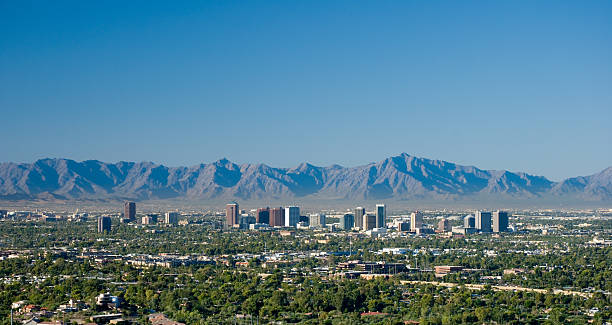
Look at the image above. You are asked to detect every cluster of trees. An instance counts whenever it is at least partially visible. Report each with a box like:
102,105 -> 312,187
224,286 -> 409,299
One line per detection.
0,218 -> 611,324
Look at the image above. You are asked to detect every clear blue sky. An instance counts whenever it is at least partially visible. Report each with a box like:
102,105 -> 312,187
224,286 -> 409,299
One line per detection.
1,1 -> 611,181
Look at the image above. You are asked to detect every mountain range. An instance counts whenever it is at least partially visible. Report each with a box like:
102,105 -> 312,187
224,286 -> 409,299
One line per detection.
0,153 -> 610,204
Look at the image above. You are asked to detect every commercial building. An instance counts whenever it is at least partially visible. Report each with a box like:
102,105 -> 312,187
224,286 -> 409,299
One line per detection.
142,214 -> 158,225
285,206 -> 300,227
475,211 -> 492,233
492,210 -> 509,233
364,213 -> 377,231
98,216 -> 111,233
339,213 -> 354,230
464,215 -> 475,228
397,222 -> 411,232
309,213 -> 326,228
269,207 -> 285,227
256,207 -> 270,224
124,202 -> 136,221
437,218 -> 451,232
434,265 -> 464,277
226,202 -> 239,228
376,204 -> 386,228
410,211 -> 423,231
165,212 -> 179,225
239,215 -> 256,229
354,207 -> 365,229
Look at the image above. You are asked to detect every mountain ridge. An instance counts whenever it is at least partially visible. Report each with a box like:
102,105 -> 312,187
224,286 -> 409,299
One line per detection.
0,153 -> 610,202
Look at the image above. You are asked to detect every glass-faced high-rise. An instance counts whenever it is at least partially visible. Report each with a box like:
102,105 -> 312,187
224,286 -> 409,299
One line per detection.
340,213 -> 354,230
376,204 -> 386,228
492,211 -> 509,233
285,206 -> 300,227
475,211 -> 492,233
354,207 -> 365,229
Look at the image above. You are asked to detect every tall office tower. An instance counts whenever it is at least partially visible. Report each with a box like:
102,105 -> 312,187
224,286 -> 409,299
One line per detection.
339,213 -> 354,230
376,204 -> 386,228
492,211 -> 509,233
226,202 -> 239,228
269,207 -> 285,227
124,201 -> 136,221
97,216 -> 111,233
437,218 -> 451,232
410,211 -> 423,231
285,206 -> 300,227
354,207 -> 365,229
475,211 -> 492,233
364,213 -> 377,231
464,215 -> 475,228
309,213 -> 326,228
256,207 -> 270,224
165,212 -> 179,225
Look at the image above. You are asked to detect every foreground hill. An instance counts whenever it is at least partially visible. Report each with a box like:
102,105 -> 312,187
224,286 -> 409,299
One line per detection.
0,153 -> 610,202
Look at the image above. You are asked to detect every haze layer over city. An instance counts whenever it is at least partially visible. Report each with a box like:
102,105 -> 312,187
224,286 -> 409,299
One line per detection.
0,1 -> 610,325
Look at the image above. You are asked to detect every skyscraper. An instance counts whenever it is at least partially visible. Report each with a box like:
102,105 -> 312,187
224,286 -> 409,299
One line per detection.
464,215 -> 475,228
309,213 -> 326,228
364,213 -> 377,231
285,206 -> 300,227
376,204 -> 386,228
98,216 -> 111,233
124,201 -> 136,221
340,214 -> 354,230
226,202 -> 239,228
165,212 -> 179,225
410,211 -> 423,231
475,211 -> 492,233
354,207 -> 365,229
492,211 -> 509,233
269,207 -> 284,227
256,207 -> 270,224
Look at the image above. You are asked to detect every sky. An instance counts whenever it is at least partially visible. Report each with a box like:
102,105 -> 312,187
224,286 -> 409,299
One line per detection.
1,1 -> 611,181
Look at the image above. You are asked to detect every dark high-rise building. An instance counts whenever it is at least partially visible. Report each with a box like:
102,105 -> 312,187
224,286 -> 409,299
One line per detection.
376,204 -> 386,228
476,211 -> 492,233
98,216 -> 111,233
364,213 -> 377,231
354,207 -> 365,229
124,202 -> 136,221
269,207 -> 285,227
165,212 -> 179,225
492,211 -> 509,233
256,207 -> 270,224
464,215 -> 475,228
339,214 -> 354,230
299,215 -> 309,224
285,206 -> 300,227
226,202 -> 239,228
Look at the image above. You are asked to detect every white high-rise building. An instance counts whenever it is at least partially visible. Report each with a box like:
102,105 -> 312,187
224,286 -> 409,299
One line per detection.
354,207 -> 365,229
165,212 -> 179,225
410,211 -> 423,231
376,204 -> 386,228
309,213 -> 326,228
285,206 -> 300,227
